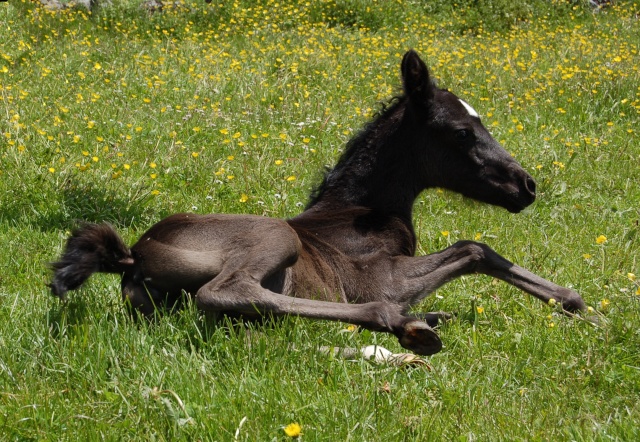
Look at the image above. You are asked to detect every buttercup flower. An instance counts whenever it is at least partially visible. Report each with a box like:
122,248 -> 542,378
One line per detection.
284,423 -> 302,438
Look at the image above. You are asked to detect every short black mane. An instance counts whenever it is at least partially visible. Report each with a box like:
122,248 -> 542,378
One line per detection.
305,95 -> 407,209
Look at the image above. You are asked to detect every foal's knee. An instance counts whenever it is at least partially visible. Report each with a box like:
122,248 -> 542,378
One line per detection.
452,240 -> 488,265
194,291 -> 214,312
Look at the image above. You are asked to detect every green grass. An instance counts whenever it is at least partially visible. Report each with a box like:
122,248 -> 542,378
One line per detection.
1,0 -> 640,439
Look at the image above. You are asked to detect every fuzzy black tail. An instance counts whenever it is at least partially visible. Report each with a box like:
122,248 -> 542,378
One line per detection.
49,223 -> 134,299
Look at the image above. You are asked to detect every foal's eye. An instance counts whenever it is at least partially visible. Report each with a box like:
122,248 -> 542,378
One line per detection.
456,129 -> 471,140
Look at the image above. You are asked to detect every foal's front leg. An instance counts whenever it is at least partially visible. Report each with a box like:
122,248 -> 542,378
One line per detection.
394,240 -> 586,312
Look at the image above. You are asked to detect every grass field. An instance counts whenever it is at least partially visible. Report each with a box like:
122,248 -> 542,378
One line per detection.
1,0 -> 639,439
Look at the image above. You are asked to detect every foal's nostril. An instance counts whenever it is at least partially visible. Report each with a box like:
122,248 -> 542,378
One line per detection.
525,176 -> 536,196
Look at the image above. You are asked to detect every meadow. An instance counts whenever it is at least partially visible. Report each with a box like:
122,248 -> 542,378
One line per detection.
1,0 -> 639,439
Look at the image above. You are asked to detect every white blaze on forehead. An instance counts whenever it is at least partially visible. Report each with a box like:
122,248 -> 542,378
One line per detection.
459,99 -> 480,118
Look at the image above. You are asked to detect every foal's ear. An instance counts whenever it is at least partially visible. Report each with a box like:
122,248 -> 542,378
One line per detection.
401,50 -> 435,103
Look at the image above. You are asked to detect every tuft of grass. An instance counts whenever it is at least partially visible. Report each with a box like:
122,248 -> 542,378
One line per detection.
1,0 -> 639,440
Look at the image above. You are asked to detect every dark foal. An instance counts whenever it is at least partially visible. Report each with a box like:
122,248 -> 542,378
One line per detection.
50,50 -> 586,356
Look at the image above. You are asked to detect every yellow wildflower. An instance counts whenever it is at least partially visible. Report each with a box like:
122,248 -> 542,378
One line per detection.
596,235 -> 607,245
284,423 -> 302,438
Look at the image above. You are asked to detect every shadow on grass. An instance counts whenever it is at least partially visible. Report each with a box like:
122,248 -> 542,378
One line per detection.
2,178 -> 157,232
43,289 -> 284,356
46,297 -> 93,340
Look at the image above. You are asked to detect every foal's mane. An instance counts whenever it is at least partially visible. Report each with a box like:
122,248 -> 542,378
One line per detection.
305,95 -> 408,209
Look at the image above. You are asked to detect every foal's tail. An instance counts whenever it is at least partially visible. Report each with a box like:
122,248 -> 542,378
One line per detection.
49,223 -> 134,299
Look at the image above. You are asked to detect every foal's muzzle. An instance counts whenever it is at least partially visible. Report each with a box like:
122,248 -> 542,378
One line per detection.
507,168 -> 536,213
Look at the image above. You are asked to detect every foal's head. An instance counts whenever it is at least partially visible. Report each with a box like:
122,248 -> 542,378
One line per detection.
401,50 -> 536,213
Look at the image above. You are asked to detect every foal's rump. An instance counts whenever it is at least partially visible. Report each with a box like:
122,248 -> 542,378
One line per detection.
50,212 -> 303,306
127,214 -> 289,291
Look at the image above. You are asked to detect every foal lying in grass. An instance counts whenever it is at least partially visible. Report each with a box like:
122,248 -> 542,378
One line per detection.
50,50 -> 586,356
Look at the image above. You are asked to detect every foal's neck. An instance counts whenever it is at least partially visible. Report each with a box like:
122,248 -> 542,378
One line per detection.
307,100 -> 420,222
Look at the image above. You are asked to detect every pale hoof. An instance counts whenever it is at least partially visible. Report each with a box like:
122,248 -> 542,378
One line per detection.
319,345 -> 431,367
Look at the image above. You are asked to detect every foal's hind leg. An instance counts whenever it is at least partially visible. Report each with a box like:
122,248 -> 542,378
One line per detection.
194,227 -> 443,355
122,275 -> 157,318
121,274 -> 182,319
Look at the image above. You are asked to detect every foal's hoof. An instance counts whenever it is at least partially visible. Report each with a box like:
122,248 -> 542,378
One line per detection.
557,288 -> 587,313
398,320 -> 443,356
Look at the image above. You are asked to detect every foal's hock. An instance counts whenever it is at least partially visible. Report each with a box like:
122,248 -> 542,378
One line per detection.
50,50 -> 586,356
